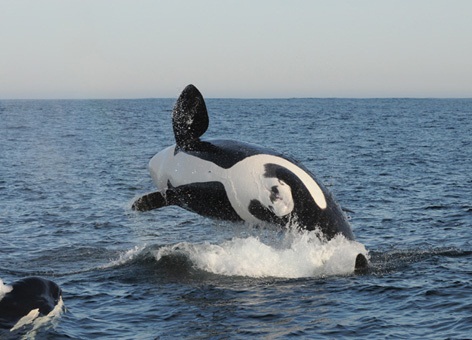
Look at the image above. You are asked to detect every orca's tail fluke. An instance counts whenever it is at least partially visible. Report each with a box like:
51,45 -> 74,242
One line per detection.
132,192 -> 168,212
172,84 -> 209,149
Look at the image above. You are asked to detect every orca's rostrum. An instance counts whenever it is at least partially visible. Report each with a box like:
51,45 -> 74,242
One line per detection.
133,84 -> 368,271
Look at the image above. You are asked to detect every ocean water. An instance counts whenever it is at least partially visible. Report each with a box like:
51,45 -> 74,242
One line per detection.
0,97 -> 471,339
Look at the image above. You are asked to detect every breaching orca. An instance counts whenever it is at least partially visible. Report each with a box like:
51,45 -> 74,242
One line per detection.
0,277 -> 63,330
133,84 -> 368,270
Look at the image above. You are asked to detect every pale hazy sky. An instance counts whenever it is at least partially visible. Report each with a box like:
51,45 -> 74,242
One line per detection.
1,0 -> 471,99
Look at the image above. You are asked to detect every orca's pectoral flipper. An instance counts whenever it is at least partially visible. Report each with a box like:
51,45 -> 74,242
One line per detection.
132,192 -> 168,211
172,84 -> 209,149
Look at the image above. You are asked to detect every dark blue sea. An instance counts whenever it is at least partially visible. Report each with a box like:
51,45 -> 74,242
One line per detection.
1,97 -> 471,339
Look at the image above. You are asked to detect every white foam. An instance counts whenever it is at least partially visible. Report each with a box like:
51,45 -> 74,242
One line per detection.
0,279 -> 13,301
154,230 -> 368,278
11,296 -> 64,337
10,308 -> 40,332
101,245 -> 147,269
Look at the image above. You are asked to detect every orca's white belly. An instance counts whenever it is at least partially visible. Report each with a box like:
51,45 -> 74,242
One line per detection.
148,146 -> 327,224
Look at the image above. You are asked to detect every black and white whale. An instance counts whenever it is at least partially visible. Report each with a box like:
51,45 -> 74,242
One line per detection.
0,277 -> 63,330
132,84 -> 365,250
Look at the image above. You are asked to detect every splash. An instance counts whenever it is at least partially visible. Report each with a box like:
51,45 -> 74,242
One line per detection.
9,297 -> 64,338
154,230 -> 368,278
101,245 -> 147,269
0,279 -> 13,301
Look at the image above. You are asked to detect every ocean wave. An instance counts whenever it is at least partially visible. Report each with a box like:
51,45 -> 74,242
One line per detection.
100,245 -> 148,269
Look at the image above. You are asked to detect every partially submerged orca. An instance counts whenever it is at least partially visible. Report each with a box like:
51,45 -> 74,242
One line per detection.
0,277 -> 62,330
133,84 -> 368,270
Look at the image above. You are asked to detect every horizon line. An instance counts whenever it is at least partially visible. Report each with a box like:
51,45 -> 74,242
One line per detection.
1,96 -> 471,101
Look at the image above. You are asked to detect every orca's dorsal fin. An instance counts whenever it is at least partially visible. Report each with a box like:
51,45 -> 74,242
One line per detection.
172,84 -> 209,148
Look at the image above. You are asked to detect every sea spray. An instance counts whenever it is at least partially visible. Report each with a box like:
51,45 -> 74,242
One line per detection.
0,279 -> 13,301
101,245 -> 147,269
154,230 -> 368,278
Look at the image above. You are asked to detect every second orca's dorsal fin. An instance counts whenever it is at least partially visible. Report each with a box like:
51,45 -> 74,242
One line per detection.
172,84 -> 209,148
